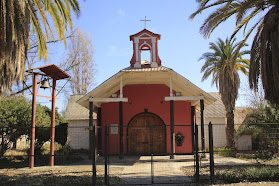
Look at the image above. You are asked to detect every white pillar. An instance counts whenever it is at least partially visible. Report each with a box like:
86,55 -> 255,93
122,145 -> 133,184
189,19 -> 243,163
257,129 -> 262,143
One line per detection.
151,37 -> 158,67
152,37 -> 156,62
120,76 -> 123,98
170,75 -> 173,97
135,38 -> 139,62
134,38 -> 141,68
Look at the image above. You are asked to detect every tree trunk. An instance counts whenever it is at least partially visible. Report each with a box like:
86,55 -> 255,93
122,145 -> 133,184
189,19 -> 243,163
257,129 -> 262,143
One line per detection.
226,111 -> 235,148
1,128 -> 4,156
12,140 -> 17,149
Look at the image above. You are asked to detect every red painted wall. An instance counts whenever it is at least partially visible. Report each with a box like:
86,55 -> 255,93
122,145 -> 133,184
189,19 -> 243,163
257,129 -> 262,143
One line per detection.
101,84 -> 193,154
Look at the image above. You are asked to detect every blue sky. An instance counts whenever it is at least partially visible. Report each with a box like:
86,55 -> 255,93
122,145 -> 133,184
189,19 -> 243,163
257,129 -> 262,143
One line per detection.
32,0 -> 257,112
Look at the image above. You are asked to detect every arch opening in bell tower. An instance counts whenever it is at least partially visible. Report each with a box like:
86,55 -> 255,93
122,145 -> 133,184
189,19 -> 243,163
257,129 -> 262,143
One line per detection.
140,44 -> 152,63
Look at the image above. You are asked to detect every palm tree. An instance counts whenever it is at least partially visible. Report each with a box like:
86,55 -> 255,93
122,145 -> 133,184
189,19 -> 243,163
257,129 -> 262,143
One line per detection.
191,0 -> 279,105
200,38 -> 250,148
0,0 -> 81,94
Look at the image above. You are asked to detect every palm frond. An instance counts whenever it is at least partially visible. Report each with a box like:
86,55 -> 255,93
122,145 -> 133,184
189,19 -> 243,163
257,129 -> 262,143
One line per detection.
190,0 -> 228,20
192,0 -> 279,104
0,0 -> 82,93
200,2 -> 239,38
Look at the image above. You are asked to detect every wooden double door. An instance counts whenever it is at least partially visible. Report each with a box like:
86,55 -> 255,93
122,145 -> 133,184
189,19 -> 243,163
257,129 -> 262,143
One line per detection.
128,113 -> 166,155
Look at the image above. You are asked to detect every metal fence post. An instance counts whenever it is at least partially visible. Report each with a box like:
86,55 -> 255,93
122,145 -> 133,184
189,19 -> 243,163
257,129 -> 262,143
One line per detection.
195,124 -> 199,182
151,154 -> 154,184
105,126 -> 108,185
92,125 -> 96,186
208,122 -> 215,183
151,125 -> 154,184
108,125 -> 110,185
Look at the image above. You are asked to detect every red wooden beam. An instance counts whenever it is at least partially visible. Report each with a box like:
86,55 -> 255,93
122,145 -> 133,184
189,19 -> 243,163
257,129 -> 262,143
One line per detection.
29,73 -> 37,168
49,78 -> 56,166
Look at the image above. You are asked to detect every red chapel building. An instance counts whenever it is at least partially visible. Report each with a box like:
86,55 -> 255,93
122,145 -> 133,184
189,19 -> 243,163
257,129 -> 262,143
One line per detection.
77,29 -> 216,157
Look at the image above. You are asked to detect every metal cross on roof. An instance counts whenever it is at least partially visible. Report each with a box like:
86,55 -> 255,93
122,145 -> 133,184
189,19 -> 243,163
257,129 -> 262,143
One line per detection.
140,16 -> 151,29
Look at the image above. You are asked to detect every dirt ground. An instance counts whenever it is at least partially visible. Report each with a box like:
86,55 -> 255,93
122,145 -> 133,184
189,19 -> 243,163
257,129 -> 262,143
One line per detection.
0,166 -> 278,185
0,155 -> 278,185
0,165 -> 121,185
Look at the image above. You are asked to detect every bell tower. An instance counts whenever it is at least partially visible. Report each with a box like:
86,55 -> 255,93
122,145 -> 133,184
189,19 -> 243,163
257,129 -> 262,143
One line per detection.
130,29 -> 161,68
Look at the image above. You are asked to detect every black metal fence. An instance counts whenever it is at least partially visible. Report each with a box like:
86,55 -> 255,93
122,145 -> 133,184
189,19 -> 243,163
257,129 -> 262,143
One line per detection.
0,125 -> 96,185
1,123 -> 279,185
196,123 -> 279,184
103,124 -> 201,185
0,125 -> 87,167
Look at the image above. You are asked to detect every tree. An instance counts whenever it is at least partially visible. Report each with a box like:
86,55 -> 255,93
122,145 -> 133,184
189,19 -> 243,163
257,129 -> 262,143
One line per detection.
0,0 -> 81,94
191,0 -> 279,105
199,38 -> 250,148
0,96 -> 48,155
0,96 -> 66,155
61,28 -> 95,95
243,81 -> 267,110
237,105 -> 279,156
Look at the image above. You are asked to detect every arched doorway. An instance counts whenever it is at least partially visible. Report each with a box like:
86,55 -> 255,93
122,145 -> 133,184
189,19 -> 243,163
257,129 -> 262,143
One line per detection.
127,112 -> 166,155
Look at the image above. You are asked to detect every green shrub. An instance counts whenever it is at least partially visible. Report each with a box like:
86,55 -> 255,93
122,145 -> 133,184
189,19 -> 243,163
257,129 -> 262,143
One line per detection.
216,165 -> 279,183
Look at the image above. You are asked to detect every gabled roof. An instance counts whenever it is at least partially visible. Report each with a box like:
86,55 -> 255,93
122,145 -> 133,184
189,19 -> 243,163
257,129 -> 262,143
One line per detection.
130,29 -> 161,41
196,92 -> 226,118
122,66 -> 170,72
234,107 -> 247,124
64,95 -> 97,121
196,93 -> 248,124
77,66 -> 216,110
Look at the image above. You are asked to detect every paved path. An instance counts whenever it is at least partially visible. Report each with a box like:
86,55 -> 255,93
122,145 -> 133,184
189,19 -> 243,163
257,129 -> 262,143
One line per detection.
106,155 -> 254,185
108,155 -> 194,185
16,154 -> 254,185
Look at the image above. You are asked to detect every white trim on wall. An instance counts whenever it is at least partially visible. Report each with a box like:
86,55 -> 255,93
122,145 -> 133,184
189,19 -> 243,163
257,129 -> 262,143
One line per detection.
165,96 -> 204,101
89,98 -> 128,102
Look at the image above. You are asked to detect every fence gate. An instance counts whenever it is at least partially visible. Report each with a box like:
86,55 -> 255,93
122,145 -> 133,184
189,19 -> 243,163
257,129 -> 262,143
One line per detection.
103,124 -> 201,185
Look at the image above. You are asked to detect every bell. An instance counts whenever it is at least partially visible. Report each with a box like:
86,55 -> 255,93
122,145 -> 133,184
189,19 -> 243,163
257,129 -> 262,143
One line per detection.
40,79 -> 50,89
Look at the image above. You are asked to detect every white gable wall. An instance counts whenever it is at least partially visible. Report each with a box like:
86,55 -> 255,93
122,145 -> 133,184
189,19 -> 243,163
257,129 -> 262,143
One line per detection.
196,117 -> 227,149
68,119 -> 96,150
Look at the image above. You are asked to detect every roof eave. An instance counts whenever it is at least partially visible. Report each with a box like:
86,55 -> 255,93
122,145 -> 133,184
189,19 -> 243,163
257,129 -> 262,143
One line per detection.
77,67 -> 216,109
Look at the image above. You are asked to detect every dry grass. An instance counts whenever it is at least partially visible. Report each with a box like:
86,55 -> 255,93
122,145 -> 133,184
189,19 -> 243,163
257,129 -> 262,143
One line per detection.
41,142 -> 63,155
3,149 -> 27,156
0,165 -> 122,185
3,142 -> 63,157
181,157 -> 279,184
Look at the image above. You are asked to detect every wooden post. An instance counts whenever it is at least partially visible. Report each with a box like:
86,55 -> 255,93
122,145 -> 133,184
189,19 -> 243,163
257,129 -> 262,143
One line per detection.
97,107 -> 102,153
107,125 -> 110,185
29,73 -> 37,168
119,101 -> 123,159
191,106 -> 195,153
49,78 -> 56,166
89,101 -> 93,159
170,100 -> 174,159
200,99 -> 205,152
209,122 -> 215,182
105,125 -> 108,185
151,126 -> 154,184
92,124 -> 96,185
195,124 -> 199,182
